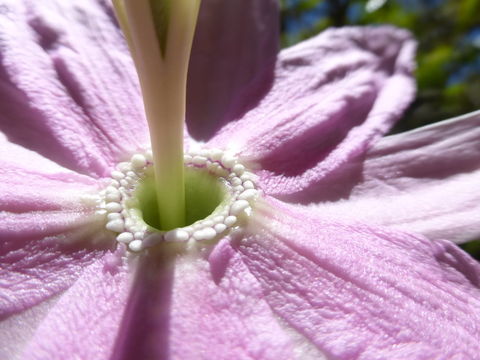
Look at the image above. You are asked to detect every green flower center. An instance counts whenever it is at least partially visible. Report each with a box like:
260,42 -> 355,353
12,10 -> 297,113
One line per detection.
98,148 -> 259,252
137,167 -> 226,231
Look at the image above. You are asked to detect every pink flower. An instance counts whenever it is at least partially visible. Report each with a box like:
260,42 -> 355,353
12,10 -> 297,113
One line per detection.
1,1 -> 480,359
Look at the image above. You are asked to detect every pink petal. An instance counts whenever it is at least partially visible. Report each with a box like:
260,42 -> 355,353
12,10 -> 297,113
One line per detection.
0,136 -> 110,317
0,133 -> 99,212
1,0 -> 280,174
299,110 -> 480,244
0,293 -> 58,360
210,26 -> 416,197
187,0 -> 279,141
238,199 -> 480,359
19,252 -> 131,360
111,241 -> 318,360
0,0 -> 147,176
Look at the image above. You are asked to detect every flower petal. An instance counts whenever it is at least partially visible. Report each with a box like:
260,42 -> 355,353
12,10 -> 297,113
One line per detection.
0,0 -> 147,176
111,242 -> 324,360
238,199 -> 480,359
0,136 -> 110,318
19,252 -> 131,360
210,26 -> 416,196
0,133 -> 99,212
298,110 -> 480,244
187,0 -> 279,141
0,294 -> 58,360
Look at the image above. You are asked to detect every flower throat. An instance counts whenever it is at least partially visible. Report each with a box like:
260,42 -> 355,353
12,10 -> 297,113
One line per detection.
97,149 -> 258,252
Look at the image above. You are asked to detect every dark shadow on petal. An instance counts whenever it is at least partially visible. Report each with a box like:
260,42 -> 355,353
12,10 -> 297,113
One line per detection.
111,245 -> 183,360
96,0 -> 120,29
0,222 -> 113,320
28,15 -> 60,51
0,53 -> 81,171
258,89 -> 375,178
274,153 -> 367,205
433,240 -> 480,288
186,0 -> 279,141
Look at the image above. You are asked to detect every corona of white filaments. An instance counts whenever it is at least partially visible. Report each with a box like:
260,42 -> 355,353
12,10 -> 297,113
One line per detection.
96,148 -> 258,252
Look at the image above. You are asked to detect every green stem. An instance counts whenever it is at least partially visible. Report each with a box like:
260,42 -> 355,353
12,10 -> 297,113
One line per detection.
115,0 -> 201,230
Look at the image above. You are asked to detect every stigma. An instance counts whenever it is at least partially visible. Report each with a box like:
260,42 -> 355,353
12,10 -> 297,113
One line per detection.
96,148 -> 259,252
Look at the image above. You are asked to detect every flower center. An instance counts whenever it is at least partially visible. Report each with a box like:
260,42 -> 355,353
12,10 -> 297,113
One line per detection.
98,148 -> 259,252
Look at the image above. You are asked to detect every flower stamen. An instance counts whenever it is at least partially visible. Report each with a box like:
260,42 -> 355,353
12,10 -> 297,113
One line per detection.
98,148 -> 259,252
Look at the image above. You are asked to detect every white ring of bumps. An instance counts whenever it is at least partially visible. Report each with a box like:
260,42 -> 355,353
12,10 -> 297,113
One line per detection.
97,148 -> 258,252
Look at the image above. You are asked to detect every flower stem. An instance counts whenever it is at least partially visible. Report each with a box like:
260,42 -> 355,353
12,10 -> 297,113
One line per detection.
113,0 -> 201,230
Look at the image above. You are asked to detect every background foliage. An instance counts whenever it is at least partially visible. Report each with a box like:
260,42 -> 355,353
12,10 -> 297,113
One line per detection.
280,0 -> 480,258
280,0 -> 480,132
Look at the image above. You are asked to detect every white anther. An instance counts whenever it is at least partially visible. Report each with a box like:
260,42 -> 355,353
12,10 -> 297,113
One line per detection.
239,189 -> 257,200
117,232 -> 134,243
224,215 -> 237,226
221,153 -> 236,168
197,148 -> 208,157
145,149 -> 153,162
230,200 -> 250,215
214,223 -> 227,233
221,209 -> 229,217
231,177 -> 242,186
188,146 -> 200,156
192,229 -> 206,240
240,172 -> 254,182
233,164 -> 245,176
107,213 -> 122,221
215,167 -> 229,177
105,202 -> 122,213
129,240 -> 143,252
126,224 -> 138,233
131,154 -> 147,169
164,229 -> 189,242
117,162 -> 131,173
124,217 -> 135,229
106,219 -> 124,232
243,180 -> 254,189
213,215 -> 224,223
106,186 -> 119,194
111,170 -> 124,180
193,228 -> 216,241
201,220 -> 214,228
105,147 -> 259,251
192,155 -> 207,165
193,222 -> 202,230
183,226 -> 194,234
202,228 -> 217,240
209,148 -> 223,161
95,208 -> 107,216
106,191 -> 121,202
